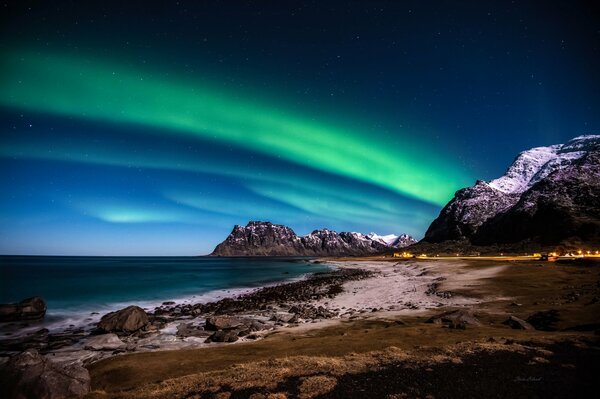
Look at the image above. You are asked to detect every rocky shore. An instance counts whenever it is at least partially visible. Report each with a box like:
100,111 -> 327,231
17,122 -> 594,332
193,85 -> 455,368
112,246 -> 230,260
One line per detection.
0,268 -> 376,366
3,258 -> 599,398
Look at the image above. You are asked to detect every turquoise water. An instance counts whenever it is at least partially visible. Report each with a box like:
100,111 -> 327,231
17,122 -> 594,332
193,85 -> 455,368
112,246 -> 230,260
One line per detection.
0,256 -> 330,332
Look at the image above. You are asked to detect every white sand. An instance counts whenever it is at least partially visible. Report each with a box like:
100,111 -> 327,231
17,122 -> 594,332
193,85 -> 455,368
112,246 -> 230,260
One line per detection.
312,259 -> 508,317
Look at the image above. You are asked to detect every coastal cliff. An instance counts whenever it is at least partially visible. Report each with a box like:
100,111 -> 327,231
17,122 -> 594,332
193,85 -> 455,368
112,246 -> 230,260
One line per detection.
422,135 -> 600,248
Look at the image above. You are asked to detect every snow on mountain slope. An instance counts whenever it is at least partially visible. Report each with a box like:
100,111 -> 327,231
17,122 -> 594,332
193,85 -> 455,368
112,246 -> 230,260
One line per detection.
424,134 -> 600,244
489,135 -> 600,194
390,234 -> 418,248
367,233 -> 399,245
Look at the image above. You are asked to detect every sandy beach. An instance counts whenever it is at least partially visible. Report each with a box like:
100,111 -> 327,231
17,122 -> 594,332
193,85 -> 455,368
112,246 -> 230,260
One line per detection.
3,257 -> 597,398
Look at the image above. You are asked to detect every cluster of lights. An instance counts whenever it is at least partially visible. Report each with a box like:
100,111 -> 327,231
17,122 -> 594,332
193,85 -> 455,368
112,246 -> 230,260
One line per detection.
392,251 -> 413,258
543,250 -> 599,257
391,249 -> 599,259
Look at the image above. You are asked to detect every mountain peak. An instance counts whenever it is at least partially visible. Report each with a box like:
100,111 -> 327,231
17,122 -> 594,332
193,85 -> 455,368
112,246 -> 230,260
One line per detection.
424,135 -> 600,246
488,135 -> 600,194
211,222 -> 415,256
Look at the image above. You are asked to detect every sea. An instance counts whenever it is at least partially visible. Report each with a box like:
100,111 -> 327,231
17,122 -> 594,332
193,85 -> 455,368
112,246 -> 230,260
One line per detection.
0,256 -> 331,335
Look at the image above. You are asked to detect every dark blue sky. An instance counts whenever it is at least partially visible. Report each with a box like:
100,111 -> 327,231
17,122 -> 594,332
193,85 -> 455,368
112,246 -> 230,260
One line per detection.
1,1 -> 599,255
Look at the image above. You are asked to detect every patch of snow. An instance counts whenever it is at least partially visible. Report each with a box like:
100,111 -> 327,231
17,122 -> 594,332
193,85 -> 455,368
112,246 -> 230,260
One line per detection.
367,233 -> 399,245
488,135 -> 599,194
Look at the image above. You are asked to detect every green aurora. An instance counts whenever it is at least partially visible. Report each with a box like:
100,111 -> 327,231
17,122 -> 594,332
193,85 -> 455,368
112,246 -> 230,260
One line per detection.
1,51 -> 472,206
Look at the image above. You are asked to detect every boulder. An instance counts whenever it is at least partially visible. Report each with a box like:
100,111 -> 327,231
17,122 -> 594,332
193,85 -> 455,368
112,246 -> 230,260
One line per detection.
205,330 -> 239,343
503,315 -> 535,330
176,323 -> 210,338
0,297 -> 47,322
97,306 -> 149,333
426,309 -> 481,328
83,333 -> 126,351
269,312 -> 296,323
204,316 -> 246,331
0,349 -> 90,398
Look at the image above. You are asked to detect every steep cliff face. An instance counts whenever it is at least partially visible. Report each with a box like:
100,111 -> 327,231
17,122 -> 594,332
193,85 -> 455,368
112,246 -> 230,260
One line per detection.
423,135 -> 600,247
210,222 -> 305,256
472,150 -> 600,245
424,180 -> 520,242
210,222 -> 415,256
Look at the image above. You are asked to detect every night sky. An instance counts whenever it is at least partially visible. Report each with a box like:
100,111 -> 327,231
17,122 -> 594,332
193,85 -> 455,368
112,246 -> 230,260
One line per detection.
1,1 -> 599,255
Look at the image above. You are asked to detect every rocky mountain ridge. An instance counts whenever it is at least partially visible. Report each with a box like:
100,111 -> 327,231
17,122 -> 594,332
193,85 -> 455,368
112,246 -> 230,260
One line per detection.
210,221 -> 416,256
423,135 -> 600,248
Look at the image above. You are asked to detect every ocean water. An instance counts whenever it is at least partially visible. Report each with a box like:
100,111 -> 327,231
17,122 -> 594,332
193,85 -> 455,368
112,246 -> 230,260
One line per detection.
0,256 -> 330,333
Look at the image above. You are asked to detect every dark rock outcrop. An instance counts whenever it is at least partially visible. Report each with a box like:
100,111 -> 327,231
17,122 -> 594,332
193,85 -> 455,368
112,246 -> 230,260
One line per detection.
473,150 -> 600,246
503,315 -> 535,330
0,297 -> 47,322
97,305 -> 149,333
176,323 -> 210,338
424,181 -> 519,242
526,310 -> 560,331
205,330 -> 239,343
0,349 -> 90,398
83,333 -> 126,351
423,135 -> 600,248
204,316 -> 247,331
210,221 -> 414,256
426,309 -> 481,329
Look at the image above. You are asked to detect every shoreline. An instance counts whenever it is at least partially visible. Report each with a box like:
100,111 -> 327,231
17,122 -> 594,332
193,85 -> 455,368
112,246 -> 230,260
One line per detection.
2,257 -> 600,398
0,258 -> 474,366
0,259 -> 333,338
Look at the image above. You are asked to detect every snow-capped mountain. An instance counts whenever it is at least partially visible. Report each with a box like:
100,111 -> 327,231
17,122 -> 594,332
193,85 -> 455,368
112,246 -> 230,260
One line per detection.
367,233 -> 399,246
488,135 -> 600,194
424,135 -> 600,246
210,221 -> 416,256
367,233 -> 418,248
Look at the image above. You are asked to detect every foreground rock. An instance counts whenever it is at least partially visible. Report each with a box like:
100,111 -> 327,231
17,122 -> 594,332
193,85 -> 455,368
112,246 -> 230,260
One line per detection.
97,306 -> 149,333
426,309 -> 481,329
205,330 -> 240,343
176,323 -> 210,338
205,316 -> 247,331
0,349 -> 90,398
526,310 -> 560,331
0,297 -> 47,322
83,333 -> 126,351
503,315 -> 535,330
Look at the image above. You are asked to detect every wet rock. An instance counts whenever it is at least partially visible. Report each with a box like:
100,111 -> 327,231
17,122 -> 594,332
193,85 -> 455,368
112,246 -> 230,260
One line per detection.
0,297 -> 47,322
97,305 -> 149,333
288,304 -> 335,320
195,269 -> 374,315
0,349 -> 90,398
176,323 -> 210,338
316,306 -> 335,318
269,312 -> 296,323
503,315 -> 535,330
205,330 -> 239,343
0,328 -> 50,352
205,316 -> 246,331
249,320 -> 271,331
83,333 -> 126,351
426,309 -> 481,328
